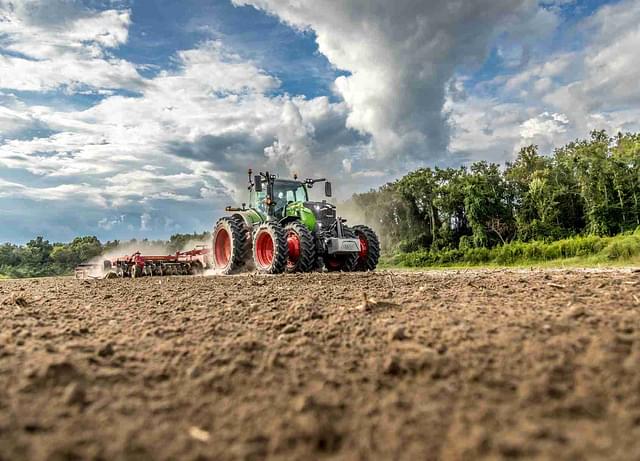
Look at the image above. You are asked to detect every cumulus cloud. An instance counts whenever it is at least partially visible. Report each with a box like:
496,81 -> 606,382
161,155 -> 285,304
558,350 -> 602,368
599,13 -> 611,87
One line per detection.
519,112 -> 570,152
233,0 -> 550,167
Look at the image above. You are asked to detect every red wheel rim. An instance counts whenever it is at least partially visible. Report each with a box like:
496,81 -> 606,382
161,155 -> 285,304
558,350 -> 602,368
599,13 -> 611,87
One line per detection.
358,235 -> 368,261
214,228 -> 231,267
326,257 -> 341,269
256,231 -> 274,267
287,231 -> 301,268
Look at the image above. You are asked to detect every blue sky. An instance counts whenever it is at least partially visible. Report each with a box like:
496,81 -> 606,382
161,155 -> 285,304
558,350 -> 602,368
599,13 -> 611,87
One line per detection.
1,0 -> 638,243
118,0 -> 345,97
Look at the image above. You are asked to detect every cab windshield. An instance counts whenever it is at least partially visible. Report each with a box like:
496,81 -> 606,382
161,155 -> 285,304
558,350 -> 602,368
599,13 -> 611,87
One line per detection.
273,181 -> 308,203
254,180 -> 308,214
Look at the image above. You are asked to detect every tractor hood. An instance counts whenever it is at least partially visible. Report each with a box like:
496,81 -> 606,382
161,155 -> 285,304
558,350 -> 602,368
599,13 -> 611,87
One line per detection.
304,201 -> 336,231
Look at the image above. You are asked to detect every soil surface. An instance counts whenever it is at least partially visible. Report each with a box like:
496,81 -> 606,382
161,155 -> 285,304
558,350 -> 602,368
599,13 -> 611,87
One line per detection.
1,269 -> 639,460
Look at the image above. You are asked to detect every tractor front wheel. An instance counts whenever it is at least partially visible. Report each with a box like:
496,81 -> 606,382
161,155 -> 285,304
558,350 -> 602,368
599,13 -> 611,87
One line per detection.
212,216 -> 249,274
353,225 -> 380,271
253,222 -> 288,274
285,221 -> 315,273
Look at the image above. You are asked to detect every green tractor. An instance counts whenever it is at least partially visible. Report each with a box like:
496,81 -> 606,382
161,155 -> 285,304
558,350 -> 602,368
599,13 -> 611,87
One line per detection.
212,170 -> 380,274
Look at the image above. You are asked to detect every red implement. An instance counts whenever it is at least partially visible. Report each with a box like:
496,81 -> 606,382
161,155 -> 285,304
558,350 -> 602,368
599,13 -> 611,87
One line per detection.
101,246 -> 211,278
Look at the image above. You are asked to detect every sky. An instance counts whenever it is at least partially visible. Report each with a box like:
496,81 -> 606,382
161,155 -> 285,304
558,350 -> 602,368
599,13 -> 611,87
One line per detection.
0,0 -> 638,243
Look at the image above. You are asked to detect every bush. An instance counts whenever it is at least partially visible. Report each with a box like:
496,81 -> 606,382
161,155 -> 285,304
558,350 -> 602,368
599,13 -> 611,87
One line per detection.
458,235 -> 474,252
389,232 -> 640,268
399,233 -> 432,253
601,235 -> 640,260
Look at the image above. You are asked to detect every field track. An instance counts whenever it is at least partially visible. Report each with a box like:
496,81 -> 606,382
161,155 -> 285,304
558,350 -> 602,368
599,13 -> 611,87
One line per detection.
1,269 -> 639,460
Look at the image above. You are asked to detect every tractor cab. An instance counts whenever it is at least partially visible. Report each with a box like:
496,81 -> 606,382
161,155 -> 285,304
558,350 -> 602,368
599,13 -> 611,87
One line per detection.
252,179 -> 309,218
251,172 -> 332,220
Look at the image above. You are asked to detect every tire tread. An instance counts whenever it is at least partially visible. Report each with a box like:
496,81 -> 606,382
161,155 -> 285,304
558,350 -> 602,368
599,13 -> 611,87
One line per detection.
212,216 -> 249,274
284,221 -> 316,273
253,221 -> 288,274
353,224 -> 380,271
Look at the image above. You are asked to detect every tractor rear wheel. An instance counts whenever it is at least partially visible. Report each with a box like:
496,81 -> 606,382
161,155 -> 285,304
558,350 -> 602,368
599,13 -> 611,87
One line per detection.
284,221 -> 315,273
212,216 -> 249,274
253,222 -> 288,274
353,225 -> 380,271
323,227 -> 358,272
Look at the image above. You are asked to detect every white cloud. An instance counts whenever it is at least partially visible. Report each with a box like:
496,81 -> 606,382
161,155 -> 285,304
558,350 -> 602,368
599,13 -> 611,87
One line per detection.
448,0 -> 640,162
522,112 -> 569,133
98,214 -> 125,230
0,92 -> 42,136
233,0 -> 554,167
0,178 -> 107,206
0,1 -> 142,92
519,111 -> 570,151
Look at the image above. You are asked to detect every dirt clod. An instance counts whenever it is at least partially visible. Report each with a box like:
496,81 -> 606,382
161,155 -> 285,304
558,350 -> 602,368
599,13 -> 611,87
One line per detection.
565,305 -> 587,319
62,382 -> 86,406
188,426 -> 211,443
97,342 -> 115,357
281,324 -> 298,334
390,326 -> 409,341
2,293 -> 29,307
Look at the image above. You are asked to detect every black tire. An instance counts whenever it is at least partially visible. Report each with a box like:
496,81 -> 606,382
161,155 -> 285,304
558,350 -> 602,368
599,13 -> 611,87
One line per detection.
212,216 -> 249,274
323,227 -> 358,272
284,221 -> 315,273
352,225 -> 380,271
253,222 -> 288,274
241,225 -> 254,269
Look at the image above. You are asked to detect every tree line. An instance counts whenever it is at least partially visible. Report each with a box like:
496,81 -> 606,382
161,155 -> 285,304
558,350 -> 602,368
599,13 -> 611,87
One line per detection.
0,232 -> 210,278
2,130 -> 639,277
351,130 -> 640,253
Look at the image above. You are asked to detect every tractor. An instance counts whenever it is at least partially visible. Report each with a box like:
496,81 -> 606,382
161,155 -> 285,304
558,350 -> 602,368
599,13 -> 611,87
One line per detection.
211,170 -> 380,274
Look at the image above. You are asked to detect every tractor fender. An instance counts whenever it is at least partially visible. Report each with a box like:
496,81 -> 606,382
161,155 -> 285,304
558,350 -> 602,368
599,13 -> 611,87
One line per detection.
231,210 -> 263,229
279,215 -> 300,226
283,203 -> 317,231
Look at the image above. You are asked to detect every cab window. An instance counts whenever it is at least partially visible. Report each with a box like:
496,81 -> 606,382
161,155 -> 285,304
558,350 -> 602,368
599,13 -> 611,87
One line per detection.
273,183 -> 308,203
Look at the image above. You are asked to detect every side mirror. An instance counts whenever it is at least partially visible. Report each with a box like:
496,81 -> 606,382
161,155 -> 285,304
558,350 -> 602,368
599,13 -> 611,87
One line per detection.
254,176 -> 263,192
325,181 -> 332,197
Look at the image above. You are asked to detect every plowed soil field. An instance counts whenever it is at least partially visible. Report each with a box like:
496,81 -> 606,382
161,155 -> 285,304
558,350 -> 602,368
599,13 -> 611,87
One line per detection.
1,269 -> 639,460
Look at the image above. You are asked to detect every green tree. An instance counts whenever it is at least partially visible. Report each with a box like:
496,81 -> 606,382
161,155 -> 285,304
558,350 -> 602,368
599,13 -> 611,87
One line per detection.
464,162 -> 515,247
